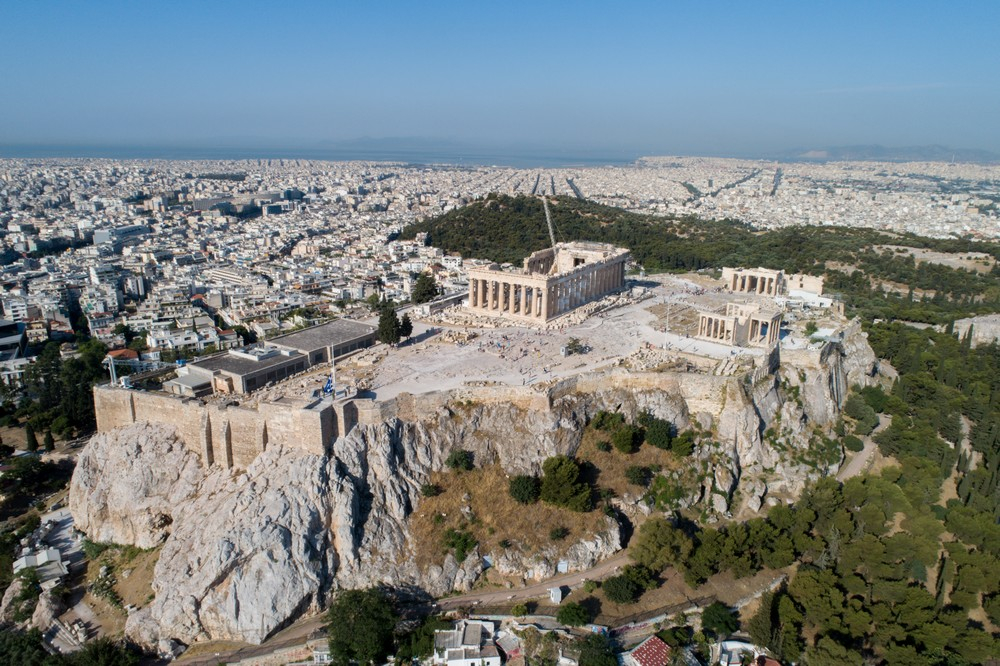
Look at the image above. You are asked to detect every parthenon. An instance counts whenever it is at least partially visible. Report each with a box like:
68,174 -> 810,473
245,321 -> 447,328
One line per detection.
466,241 -> 629,322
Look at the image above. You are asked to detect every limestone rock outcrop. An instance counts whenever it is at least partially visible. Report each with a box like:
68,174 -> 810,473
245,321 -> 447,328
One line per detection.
491,516 -> 622,582
71,321 -> 883,647
72,413 -> 628,647
0,577 -> 28,626
69,422 -> 203,549
126,447 -> 342,645
29,590 -> 63,632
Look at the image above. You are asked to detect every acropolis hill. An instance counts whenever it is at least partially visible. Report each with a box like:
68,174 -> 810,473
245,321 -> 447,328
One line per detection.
94,265 -> 869,477
77,263 -> 882,647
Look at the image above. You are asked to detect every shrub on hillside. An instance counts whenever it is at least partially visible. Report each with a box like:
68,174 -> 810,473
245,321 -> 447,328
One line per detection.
550,526 -> 570,541
602,574 -> 640,604
591,411 -> 624,431
625,465 -> 652,487
509,475 -> 540,504
842,435 -> 864,452
701,601 -> 739,639
671,431 -> 695,457
638,412 -> 674,449
556,601 -> 590,626
612,425 -> 642,453
445,449 -> 474,471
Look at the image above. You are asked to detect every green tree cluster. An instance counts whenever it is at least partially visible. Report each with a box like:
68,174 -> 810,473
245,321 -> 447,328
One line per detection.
21,339 -> 108,437
0,629 -> 138,666
602,564 -> 656,604
701,601 -> 739,639
844,393 -> 879,436
632,465 -> 999,663
556,601 -> 590,626
377,302 -> 401,345
327,588 -> 398,666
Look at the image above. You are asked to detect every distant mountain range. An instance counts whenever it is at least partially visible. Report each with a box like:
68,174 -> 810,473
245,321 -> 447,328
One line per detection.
780,144 -> 1000,164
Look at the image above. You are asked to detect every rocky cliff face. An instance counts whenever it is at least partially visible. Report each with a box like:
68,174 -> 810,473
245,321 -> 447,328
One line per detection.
70,323 -> 881,647
72,418 -> 617,647
70,423 -> 204,549
126,446 -> 343,646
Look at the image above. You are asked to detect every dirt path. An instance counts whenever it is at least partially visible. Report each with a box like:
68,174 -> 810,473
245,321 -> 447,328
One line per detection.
437,551 -> 632,610
837,414 -> 890,481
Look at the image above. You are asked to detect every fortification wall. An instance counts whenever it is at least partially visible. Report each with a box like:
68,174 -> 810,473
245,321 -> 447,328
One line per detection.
780,341 -> 835,370
94,387 -> 332,469
95,366 -> 750,470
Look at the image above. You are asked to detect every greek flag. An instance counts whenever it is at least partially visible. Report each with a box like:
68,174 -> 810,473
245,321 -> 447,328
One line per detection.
323,376 -> 334,394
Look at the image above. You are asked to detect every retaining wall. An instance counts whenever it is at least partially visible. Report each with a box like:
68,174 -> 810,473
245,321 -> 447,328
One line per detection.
95,363 -> 760,470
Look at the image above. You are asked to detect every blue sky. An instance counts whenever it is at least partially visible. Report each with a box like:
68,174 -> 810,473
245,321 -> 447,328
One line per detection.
1,0 -> 998,156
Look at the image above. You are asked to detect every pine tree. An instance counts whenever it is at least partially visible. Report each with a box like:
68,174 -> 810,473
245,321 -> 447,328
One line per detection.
399,313 -> 413,339
43,431 -> 55,452
411,273 -> 439,304
25,424 -> 38,452
377,303 -> 401,345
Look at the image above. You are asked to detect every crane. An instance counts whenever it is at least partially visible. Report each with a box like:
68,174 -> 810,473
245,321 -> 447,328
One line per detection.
542,196 -> 558,250
103,354 -> 170,388
103,354 -> 134,388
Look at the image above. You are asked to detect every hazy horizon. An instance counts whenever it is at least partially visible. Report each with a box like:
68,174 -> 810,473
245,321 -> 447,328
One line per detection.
2,138 -> 999,169
2,1 -> 998,156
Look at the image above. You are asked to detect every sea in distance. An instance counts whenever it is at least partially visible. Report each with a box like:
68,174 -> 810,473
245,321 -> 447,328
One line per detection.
0,142 -> 639,169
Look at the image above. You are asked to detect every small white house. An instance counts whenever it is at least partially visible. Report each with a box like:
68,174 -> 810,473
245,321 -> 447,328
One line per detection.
432,619 -> 501,666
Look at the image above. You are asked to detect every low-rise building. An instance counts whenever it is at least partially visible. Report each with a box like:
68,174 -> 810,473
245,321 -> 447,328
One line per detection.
164,345 -> 307,397
622,635 -> 672,666
13,547 -> 69,591
270,319 -> 376,365
432,619 -> 501,666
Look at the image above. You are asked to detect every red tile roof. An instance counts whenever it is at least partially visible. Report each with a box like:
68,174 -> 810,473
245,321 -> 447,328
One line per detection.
630,636 -> 672,666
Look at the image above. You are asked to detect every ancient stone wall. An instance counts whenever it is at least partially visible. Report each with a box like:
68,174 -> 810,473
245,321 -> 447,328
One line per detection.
94,387 -> 333,469
95,366 -> 753,470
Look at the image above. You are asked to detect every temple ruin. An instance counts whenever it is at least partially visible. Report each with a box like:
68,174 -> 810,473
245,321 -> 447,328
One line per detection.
466,241 -> 629,322
696,302 -> 782,348
722,267 -> 824,297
